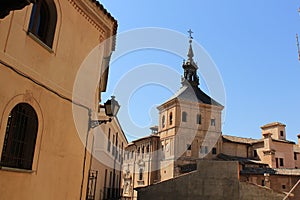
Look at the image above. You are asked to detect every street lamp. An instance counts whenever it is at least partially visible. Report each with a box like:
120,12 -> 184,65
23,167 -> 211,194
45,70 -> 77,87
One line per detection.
89,96 -> 120,130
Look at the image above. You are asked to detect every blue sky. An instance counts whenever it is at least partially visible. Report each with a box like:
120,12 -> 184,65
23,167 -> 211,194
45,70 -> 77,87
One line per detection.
101,1 -> 300,142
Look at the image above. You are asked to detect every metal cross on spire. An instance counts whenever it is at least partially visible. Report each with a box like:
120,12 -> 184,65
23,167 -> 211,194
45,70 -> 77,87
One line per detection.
188,29 -> 193,39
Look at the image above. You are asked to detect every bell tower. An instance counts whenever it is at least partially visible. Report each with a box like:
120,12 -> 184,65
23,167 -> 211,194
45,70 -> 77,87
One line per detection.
157,30 -> 224,182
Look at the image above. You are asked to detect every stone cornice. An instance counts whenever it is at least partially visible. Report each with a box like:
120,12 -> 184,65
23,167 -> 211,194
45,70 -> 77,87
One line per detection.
67,0 -> 117,43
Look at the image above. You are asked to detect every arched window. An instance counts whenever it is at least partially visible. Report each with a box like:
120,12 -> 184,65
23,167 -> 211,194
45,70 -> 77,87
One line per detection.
28,0 -> 57,48
1,103 -> 38,170
196,114 -> 201,124
182,112 -> 187,122
211,118 -> 216,126
139,168 -> 143,180
169,112 -> 173,125
162,115 -> 165,128
146,145 -> 150,154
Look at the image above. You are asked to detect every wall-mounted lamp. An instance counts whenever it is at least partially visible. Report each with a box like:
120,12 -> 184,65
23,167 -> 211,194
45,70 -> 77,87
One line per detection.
88,96 -> 120,130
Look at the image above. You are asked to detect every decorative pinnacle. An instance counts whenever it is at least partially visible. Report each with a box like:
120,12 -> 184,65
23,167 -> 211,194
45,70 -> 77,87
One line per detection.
188,29 -> 193,40
187,29 -> 194,61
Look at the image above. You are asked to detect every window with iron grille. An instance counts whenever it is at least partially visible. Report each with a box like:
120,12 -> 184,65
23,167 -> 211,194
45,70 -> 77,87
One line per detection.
28,0 -> 57,48
1,103 -> 38,170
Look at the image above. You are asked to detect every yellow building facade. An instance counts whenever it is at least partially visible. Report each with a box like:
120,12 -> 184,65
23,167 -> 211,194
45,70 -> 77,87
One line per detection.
0,0 -> 118,199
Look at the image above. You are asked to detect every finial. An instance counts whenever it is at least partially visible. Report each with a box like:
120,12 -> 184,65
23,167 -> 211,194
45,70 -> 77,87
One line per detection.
188,29 -> 193,40
187,29 -> 194,61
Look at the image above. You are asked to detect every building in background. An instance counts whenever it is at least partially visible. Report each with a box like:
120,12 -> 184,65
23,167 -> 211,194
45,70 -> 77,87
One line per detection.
89,109 -> 128,200
122,126 -> 161,199
121,34 -> 300,199
0,0 -> 119,200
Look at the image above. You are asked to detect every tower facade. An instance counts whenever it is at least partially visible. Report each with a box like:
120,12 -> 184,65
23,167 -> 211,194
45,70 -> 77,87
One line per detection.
157,33 -> 224,181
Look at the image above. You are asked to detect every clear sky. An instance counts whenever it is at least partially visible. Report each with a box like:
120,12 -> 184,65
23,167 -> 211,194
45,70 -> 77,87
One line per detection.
100,0 -> 300,142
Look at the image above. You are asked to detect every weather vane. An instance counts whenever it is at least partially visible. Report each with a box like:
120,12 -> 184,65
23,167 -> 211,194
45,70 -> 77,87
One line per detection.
188,29 -> 193,39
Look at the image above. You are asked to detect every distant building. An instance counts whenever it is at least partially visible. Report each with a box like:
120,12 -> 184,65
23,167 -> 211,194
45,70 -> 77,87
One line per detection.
89,110 -> 128,200
0,1 -> 118,200
122,126 -> 161,199
122,34 -> 300,199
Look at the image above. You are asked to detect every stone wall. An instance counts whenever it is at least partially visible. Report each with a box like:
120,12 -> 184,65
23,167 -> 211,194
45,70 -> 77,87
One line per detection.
137,161 -> 285,200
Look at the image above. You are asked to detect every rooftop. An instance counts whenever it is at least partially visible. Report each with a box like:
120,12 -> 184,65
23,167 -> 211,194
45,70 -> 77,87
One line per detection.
222,135 -> 261,144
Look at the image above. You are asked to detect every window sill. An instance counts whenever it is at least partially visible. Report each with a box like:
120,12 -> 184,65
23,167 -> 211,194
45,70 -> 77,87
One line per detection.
0,166 -> 35,173
137,180 -> 144,185
27,32 -> 54,53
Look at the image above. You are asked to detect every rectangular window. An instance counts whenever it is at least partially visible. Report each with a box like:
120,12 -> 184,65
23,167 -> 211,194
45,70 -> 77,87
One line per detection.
295,153 -> 298,160
187,144 -> 192,151
280,158 -> 284,167
196,114 -> 201,124
212,147 -> 217,155
112,135 -> 115,156
107,129 -> 111,152
211,119 -> 216,126
282,185 -> 286,189
280,131 -> 284,137
200,146 -> 208,154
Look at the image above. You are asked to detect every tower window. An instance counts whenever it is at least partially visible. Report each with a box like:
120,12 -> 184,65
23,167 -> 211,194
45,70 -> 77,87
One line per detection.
196,114 -> 201,124
28,0 -> 57,48
212,147 -> 217,155
211,119 -> 216,126
186,144 -> 191,151
280,131 -> 284,137
1,103 -> 38,170
169,112 -> 173,125
182,112 -> 187,122
279,158 -> 284,167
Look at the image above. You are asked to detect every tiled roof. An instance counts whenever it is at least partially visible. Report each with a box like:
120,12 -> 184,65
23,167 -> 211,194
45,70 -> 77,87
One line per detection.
126,134 -> 160,147
274,168 -> 300,176
216,153 -> 267,166
222,135 -> 262,144
166,85 -> 223,107
261,122 -> 286,129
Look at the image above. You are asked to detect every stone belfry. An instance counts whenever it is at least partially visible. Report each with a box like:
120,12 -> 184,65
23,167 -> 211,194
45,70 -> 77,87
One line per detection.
157,30 -> 224,181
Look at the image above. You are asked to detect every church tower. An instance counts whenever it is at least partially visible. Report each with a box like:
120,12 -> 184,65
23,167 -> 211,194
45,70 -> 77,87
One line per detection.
157,30 -> 224,181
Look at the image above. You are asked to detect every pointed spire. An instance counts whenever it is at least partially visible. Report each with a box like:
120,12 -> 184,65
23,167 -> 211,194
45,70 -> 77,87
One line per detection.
181,29 -> 199,87
187,29 -> 194,62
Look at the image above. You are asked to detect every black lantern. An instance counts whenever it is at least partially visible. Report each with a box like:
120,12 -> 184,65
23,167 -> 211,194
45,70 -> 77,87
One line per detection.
89,96 -> 120,130
104,96 -> 120,117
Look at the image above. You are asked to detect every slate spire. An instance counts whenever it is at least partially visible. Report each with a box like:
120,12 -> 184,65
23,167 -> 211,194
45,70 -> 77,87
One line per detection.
181,29 -> 199,87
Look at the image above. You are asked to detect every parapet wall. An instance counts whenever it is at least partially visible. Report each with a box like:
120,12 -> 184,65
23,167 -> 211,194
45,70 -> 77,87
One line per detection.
137,161 -> 285,200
